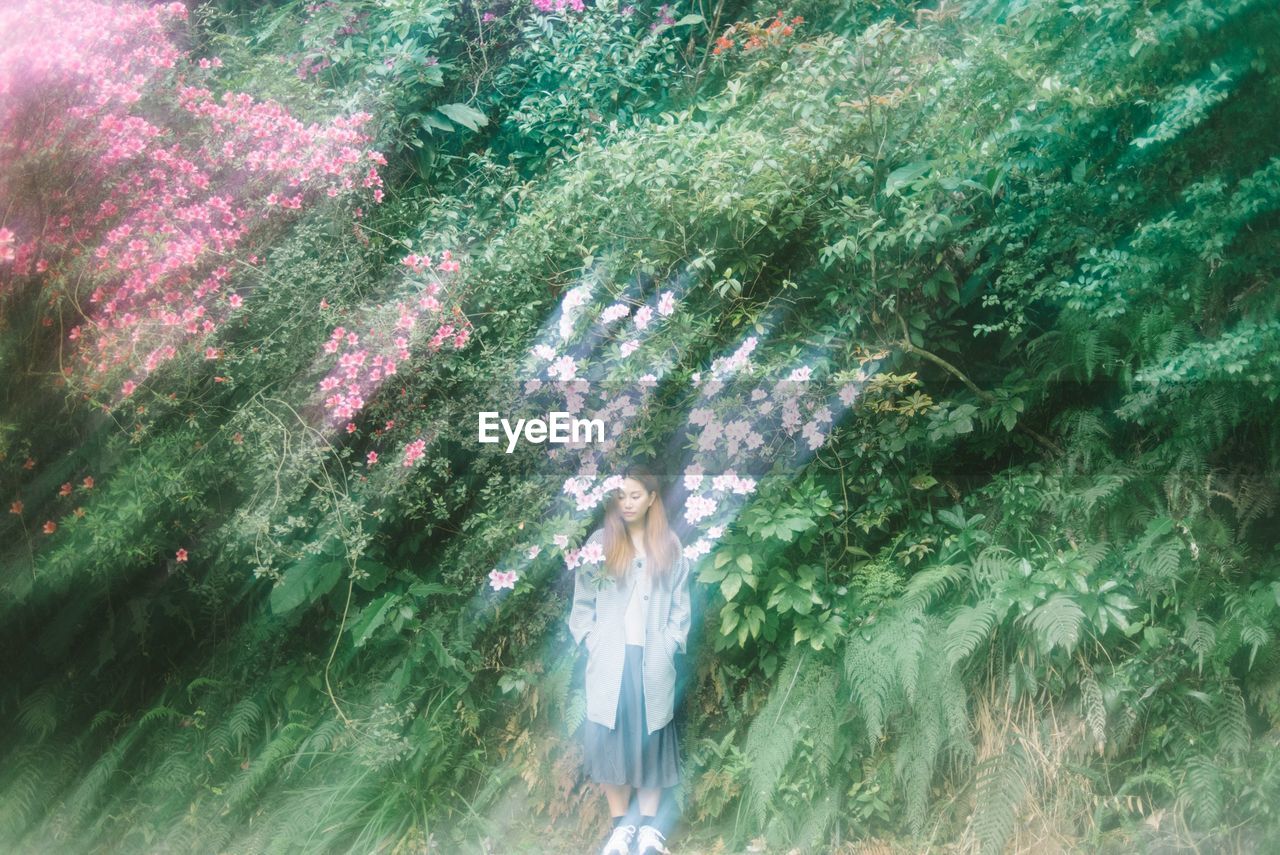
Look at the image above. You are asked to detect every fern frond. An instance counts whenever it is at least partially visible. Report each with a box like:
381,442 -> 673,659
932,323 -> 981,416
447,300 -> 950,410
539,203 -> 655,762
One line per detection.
1213,681 -> 1249,758
1078,667 -> 1106,754
743,646 -> 839,832
225,721 -> 311,810
88,709 -> 120,735
139,705 -> 183,727
564,688 -> 586,737
1179,754 -> 1224,827
972,744 -> 1029,855
296,716 -> 346,763
185,676 -> 224,702
16,685 -> 60,741
1025,593 -> 1085,654
945,601 -> 1003,667
901,564 -> 964,613
1182,612 -> 1216,672
969,546 -> 1018,588
227,696 -> 264,748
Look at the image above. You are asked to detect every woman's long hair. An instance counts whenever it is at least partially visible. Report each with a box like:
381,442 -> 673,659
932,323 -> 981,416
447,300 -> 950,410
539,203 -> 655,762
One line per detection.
601,463 -> 680,586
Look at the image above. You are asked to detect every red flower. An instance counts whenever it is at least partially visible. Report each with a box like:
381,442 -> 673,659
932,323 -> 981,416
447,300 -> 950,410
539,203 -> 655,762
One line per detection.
58,482 -> 73,497
83,476 -> 95,489
9,500 -> 22,514
176,548 -> 188,562
42,520 -> 57,534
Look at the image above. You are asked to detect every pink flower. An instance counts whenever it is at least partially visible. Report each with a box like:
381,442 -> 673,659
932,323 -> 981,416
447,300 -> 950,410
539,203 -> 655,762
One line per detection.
683,539 -> 711,560
548,355 -> 577,380
488,569 -> 518,591
526,545 -> 541,559
228,293 -> 243,308
600,303 -> 631,324
205,347 -> 220,359
684,463 -> 705,491
579,540 -> 605,565
121,379 -> 137,396
175,548 -> 188,562
657,291 -> 676,316
634,305 -> 653,330
684,494 -> 717,524
366,451 -> 378,466
42,520 -> 57,535
402,438 -> 426,467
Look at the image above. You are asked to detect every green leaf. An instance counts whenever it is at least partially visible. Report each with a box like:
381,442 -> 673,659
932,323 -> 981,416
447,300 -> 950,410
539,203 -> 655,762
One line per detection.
436,102 -> 488,132
349,593 -> 398,647
910,473 -> 938,491
885,161 -> 933,195
271,558 -> 344,615
720,604 -> 740,635
409,581 -> 449,599
418,112 -> 454,133
721,574 -> 742,601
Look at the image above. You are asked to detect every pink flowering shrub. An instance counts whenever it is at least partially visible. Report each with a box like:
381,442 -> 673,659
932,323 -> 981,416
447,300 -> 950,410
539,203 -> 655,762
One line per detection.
531,0 -> 587,14
0,0 -> 386,401
316,250 -> 472,426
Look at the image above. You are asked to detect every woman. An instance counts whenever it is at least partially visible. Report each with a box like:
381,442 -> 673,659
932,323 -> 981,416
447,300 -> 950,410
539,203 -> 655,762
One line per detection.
568,463 -> 692,855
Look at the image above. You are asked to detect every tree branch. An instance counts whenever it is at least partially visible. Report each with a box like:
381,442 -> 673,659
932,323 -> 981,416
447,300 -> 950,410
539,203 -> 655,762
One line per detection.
898,313 -> 1062,456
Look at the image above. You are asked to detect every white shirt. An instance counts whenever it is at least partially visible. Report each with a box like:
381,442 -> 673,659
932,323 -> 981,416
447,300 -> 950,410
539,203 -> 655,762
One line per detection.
623,556 -> 650,645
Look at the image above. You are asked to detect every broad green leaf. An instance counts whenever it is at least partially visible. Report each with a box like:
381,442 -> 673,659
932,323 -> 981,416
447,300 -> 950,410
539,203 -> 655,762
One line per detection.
271,558 -> 344,615
885,161 -> 933,194
721,574 -> 742,601
436,102 -> 488,131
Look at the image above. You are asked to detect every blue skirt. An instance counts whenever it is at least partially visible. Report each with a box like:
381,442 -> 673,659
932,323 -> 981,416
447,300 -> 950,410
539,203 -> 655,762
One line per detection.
583,643 -> 681,788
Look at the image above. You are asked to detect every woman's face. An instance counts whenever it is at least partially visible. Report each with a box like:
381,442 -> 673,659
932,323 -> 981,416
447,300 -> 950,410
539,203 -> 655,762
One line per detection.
617,477 -> 654,524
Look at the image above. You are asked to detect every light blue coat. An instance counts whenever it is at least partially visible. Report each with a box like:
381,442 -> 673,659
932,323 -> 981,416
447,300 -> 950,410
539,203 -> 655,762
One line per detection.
567,528 -> 692,733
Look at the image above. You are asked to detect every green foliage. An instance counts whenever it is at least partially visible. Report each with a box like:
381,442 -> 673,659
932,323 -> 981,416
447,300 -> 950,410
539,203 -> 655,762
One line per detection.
4,0 -> 1280,852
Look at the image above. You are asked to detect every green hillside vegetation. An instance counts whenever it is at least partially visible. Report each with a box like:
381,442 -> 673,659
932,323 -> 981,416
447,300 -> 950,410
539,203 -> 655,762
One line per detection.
2,0 -> 1279,852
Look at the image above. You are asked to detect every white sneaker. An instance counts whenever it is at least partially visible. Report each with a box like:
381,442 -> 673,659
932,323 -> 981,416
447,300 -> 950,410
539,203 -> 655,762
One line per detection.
634,825 -> 670,855
600,823 -> 637,855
